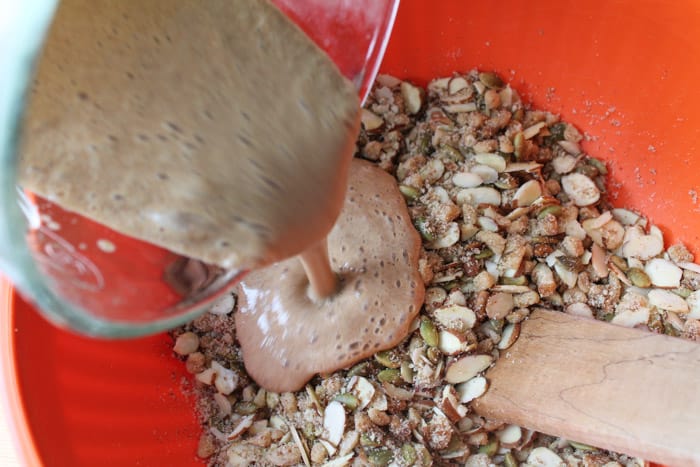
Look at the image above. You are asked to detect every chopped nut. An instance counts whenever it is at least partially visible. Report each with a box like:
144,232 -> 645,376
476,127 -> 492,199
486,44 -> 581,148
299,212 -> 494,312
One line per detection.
561,173 -> 600,206
456,376 -> 489,403
527,447 -> 565,467
648,289 -> 689,313
401,81 -> 423,115
445,354 -> 493,384
645,258 -> 682,288
498,322 -> 521,349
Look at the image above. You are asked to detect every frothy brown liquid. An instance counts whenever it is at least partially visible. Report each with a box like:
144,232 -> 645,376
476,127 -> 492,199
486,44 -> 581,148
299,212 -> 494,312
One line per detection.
236,160 -> 425,392
19,0 -> 359,271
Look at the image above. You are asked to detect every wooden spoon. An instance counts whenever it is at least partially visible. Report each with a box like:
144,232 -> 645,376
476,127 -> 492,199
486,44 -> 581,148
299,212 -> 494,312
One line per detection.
473,308 -> 700,467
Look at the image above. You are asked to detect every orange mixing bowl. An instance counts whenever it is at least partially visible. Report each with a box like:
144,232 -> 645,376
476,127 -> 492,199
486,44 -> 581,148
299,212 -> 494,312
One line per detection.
4,0 -> 699,464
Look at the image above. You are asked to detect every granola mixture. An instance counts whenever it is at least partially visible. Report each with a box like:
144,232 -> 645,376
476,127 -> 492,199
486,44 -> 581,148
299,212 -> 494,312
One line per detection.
171,70 -> 700,467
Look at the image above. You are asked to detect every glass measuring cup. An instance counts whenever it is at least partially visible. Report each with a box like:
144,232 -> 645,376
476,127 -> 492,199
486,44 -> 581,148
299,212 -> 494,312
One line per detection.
0,0 -> 399,337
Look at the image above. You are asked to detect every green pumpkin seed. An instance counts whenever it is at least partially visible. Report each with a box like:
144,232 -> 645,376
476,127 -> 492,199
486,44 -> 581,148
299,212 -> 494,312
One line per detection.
360,432 -> 381,447
547,122 -> 567,142
377,368 -> 402,384
347,361 -> 370,377
234,401 -> 258,415
375,350 -> 401,368
333,393 -> 359,410
537,204 -> 562,219
367,448 -> 394,466
673,287 -> 692,298
478,439 -> 499,456
401,443 -> 418,465
502,276 -> 527,286
626,268 -> 651,288
495,173 -> 519,190
587,157 -> 608,175
399,184 -> 421,201
440,144 -> 464,162
575,163 -> 599,178
479,71 -> 505,90
413,217 -> 435,242
569,440 -> 596,451
418,135 -> 432,154
504,452 -> 518,467
420,318 -> 439,347
475,247 -> 494,260
664,322 -> 680,337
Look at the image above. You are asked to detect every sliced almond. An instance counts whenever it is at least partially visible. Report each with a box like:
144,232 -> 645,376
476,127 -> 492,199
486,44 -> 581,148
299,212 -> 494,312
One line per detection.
513,179 -> 542,207
557,140 -> 581,155
347,376 -> 375,410
195,367 -> 216,385
474,153 -> 507,172
491,284 -> 531,294
444,102 -> 477,113
621,233 -> 664,260
552,154 -> 578,174
677,261 -> 700,274
527,447 -> 565,467
227,414 -> 255,440
477,216 -> 499,232
565,302 -> 594,318
438,330 -> 466,355
582,211 -> 612,230
553,261 -> 578,288
649,224 -> 664,241
213,392 -> 232,417
360,109 -> 384,131
611,308 -> 650,328
686,290 -> 700,319
456,376 -> 489,403
498,322 -> 521,349
448,76 -> 470,94
647,289 -> 689,313
470,164 -> 499,183
323,401 -> 346,446
453,171 -> 483,188
504,161 -> 542,173
497,424 -> 522,448
382,382 -> 414,401
434,304 -> 477,330
583,218 -> 624,250
523,121 -> 546,139
612,208 -> 641,225
561,173 -> 600,206
486,292 -> 514,319
426,222 -> 460,249
445,354 -> 494,384
456,187 -> 502,206
318,439 -> 337,457
440,385 -> 468,422
400,81 -> 423,115
644,258 -> 682,288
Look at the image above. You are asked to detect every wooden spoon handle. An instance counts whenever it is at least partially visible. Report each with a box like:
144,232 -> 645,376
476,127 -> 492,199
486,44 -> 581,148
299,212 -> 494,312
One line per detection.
473,308 -> 700,467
